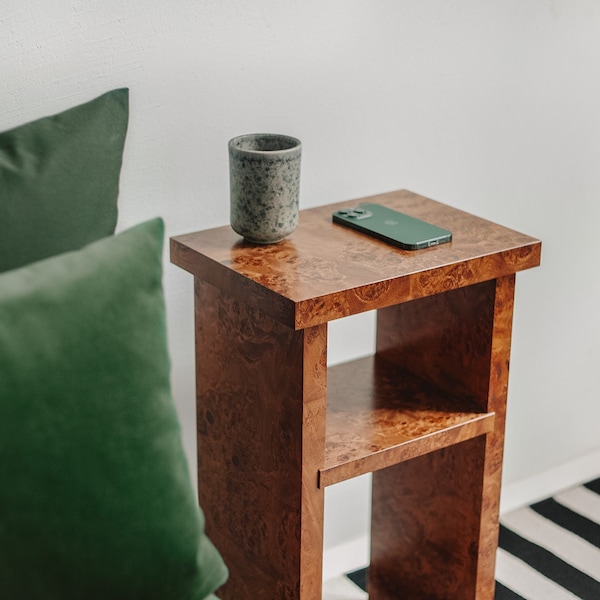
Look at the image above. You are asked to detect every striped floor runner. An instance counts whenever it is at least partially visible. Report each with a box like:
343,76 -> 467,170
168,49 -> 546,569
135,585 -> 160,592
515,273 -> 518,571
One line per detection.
324,478 -> 600,599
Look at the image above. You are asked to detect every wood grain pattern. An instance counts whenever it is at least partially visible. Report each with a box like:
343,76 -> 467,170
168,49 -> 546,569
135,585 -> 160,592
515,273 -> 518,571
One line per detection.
320,356 -> 495,487
475,275 -> 516,599
369,276 -> 516,599
170,191 -> 540,599
376,278 -> 497,408
171,189 -> 541,330
194,279 -> 327,599
370,438 -> 487,599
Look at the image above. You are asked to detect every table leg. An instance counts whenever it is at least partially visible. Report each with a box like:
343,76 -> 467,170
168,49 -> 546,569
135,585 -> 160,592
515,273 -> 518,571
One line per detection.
193,279 -> 327,599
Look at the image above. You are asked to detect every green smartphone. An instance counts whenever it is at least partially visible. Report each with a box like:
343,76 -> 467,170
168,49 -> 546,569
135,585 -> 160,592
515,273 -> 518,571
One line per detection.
332,203 -> 452,250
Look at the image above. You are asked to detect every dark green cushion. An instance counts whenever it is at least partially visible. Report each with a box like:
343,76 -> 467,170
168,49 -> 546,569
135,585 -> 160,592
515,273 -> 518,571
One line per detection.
0,88 -> 129,273
0,219 -> 228,599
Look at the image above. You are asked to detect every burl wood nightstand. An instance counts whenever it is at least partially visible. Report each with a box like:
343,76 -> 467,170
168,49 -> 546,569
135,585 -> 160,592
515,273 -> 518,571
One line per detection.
171,189 -> 541,599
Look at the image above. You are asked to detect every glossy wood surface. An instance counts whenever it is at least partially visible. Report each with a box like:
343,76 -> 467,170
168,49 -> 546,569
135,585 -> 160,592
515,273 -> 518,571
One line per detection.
370,438 -> 487,599
194,279 -> 327,599
320,355 -> 495,487
369,275 -> 515,599
171,191 -> 540,599
171,189 -> 541,329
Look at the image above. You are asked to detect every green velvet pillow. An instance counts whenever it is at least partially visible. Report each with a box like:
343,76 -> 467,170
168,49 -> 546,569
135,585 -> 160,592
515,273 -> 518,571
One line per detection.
0,88 -> 129,273
0,219 -> 228,599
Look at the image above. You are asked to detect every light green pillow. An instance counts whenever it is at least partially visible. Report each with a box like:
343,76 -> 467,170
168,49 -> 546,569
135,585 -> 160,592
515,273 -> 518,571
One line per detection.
0,88 -> 128,273
0,219 -> 228,599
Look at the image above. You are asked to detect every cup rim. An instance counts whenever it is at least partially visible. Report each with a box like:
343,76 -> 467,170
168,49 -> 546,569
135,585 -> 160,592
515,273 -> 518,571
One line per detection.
228,133 -> 301,155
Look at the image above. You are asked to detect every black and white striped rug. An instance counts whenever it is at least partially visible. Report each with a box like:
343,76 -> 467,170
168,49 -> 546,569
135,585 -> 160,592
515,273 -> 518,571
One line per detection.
324,478 -> 600,599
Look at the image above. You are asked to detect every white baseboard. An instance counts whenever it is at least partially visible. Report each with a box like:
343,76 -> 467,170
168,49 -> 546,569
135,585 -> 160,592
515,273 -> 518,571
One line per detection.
499,444 -> 600,514
323,445 -> 600,581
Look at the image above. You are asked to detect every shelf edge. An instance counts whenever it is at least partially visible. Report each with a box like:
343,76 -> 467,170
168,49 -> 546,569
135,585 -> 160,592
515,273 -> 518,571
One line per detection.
319,412 -> 495,488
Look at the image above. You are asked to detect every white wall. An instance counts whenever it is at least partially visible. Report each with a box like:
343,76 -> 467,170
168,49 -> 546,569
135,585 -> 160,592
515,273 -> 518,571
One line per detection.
3,0 -> 600,551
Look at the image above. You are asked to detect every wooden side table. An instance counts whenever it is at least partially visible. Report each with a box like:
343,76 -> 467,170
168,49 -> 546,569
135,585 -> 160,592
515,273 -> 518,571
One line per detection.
171,189 -> 541,599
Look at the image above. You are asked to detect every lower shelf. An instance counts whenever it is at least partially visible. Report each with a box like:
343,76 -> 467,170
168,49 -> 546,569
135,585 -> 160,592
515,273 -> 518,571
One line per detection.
319,355 -> 494,487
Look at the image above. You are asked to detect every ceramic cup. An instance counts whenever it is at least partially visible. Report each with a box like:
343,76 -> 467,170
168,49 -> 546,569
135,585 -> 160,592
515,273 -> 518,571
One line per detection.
229,133 -> 302,244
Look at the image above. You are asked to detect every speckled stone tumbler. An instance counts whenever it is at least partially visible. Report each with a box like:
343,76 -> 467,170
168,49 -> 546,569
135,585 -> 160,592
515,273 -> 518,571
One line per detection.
229,133 -> 301,244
